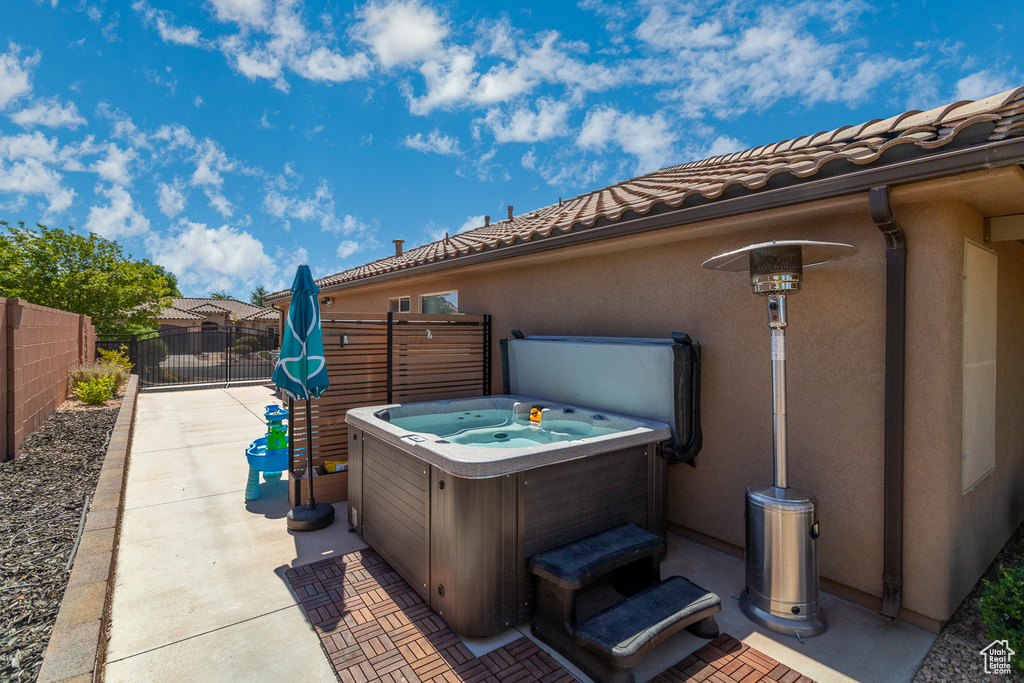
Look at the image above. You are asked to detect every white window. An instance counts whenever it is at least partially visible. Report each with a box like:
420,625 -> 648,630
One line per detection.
420,291 -> 457,314
962,239 -> 997,493
388,296 -> 410,313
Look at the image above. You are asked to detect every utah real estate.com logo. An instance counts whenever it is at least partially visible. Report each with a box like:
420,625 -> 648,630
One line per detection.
980,640 -> 1015,675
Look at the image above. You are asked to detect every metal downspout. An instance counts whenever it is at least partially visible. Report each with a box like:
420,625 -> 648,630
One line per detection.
869,186 -> 907,620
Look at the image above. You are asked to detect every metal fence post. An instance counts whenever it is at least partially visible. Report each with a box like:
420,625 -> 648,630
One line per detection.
226,326 -> 232,383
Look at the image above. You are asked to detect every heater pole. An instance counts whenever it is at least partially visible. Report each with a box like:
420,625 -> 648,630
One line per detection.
768,294 -> 788,490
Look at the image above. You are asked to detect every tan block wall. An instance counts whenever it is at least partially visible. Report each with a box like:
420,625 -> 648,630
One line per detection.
309,193 -> 1024,625
2,299 -> 95,460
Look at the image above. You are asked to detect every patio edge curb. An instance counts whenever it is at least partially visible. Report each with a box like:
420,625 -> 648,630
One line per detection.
37,375 -> 139,683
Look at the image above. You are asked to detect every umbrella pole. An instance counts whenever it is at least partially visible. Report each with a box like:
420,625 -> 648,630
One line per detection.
288,398 -> 294,499
305,398 -> 315,507
286,394 -> 334,532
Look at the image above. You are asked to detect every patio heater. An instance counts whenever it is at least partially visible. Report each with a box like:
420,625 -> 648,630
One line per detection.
702,239 -> 856,638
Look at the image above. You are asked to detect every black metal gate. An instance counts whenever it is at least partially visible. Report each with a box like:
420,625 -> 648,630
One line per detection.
97,326 -> 279,388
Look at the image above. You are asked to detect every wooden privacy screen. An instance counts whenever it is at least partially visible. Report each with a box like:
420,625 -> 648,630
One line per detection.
288,313 -> 491,505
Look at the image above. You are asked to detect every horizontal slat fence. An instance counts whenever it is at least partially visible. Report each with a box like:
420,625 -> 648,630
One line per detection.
288,313 -> 491,504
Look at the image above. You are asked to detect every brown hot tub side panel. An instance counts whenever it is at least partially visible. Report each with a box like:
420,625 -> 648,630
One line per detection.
348,428 -> 666,637
358,433 -> 431,599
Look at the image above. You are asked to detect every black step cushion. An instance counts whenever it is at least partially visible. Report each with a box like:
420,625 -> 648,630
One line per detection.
574,576 -> 721,666
529,523 -> 664,589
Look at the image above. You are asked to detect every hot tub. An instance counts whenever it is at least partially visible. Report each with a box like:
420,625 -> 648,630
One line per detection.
345,335 -> 701,637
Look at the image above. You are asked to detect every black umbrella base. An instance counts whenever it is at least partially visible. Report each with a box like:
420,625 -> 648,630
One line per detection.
287,502 -> 335,531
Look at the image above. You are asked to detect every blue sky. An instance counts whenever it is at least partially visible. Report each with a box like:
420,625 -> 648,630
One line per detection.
1,0 -> 1021,298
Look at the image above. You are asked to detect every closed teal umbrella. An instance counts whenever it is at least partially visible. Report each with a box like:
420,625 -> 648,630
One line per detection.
273,265 -> 330,401
273,265 -> 334,531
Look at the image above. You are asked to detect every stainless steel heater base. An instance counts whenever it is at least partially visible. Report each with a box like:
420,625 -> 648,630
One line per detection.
739,592 -> 827,638
742,483 -> 827,638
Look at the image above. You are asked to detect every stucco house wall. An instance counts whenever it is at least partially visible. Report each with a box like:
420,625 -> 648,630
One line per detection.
305,182 -> 1024,630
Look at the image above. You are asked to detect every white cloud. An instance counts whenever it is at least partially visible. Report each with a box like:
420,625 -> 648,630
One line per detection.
954,70 -> 1012,101
189,138 -> 237,188
635,6 -> 728,51
404,129 -> 461,155
157,179 -> 187,217
705,134 -> 745,158
157,19 -> 203,46
355,0 -> 448,68
578,105 -> 676,173
91,143 -> 137,185
300,47 -> 372,83
0,157 -> 76,215
0,131 -> 59,162
9,97 -> 87,129
526,149 -> 605,188
131,1 -> 204,47
336,240 -> 360,258
194,95 -> 204,107
203,188 -> 233,217
634,4 -> 918,119
222,36 -> 284,85
152,123 -> 196,152
482,97 -> 570,143
263,178 -> 361,234
475,17 -> 517,59
97,104 -> 151,149
209,0 -> 268,28
458,215 -> 485,233
407,46 -> 478,115
85,184 -> 150,238
0,44 -> 39,111
474,64 -> 532,104
147,220 -> 275,292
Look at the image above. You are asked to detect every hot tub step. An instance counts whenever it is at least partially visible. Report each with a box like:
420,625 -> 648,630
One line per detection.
574,576 -> 721,679
529,522 -> 663,590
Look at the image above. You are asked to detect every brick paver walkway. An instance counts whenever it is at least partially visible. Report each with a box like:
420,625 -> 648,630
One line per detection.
285,549 -> 816,683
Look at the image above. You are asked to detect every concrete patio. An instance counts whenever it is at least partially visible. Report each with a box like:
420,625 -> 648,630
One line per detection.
105,384 -> 936,682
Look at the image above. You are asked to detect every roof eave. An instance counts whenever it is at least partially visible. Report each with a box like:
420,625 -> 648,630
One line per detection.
266,135 -> 1024,303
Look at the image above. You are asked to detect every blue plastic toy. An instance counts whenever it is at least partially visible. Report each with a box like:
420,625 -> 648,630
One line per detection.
244,404 -> 289,500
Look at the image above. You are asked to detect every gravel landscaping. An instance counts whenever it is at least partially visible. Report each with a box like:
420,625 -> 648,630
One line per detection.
0,393 -> 121,683
913,521 -> 1024,683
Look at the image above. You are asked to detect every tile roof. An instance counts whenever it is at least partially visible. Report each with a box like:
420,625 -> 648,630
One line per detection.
158,306 -> 205,321
158,297 -> 279,322
269,86 -> 1024,302
188,302 -> 232,314
239,307 -> 282,321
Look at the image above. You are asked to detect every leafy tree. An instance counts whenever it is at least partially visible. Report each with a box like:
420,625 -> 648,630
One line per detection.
210,290 -> 231,299
151,264 -> 182,296
0,221 -> 175,334
249,285 -> 268,307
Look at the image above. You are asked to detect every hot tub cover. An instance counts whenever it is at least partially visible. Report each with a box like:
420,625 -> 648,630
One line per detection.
502,334 -> 702,465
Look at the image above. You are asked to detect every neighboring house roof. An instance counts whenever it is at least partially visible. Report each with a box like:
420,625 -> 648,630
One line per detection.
267,86 -> 1024,303
188,303 -> 232,314
157,297 -> 280,323
239,307 -> 281,321
160,306 -> 205,321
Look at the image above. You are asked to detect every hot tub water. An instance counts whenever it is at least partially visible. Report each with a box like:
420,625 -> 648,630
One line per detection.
390,406 -> 620,448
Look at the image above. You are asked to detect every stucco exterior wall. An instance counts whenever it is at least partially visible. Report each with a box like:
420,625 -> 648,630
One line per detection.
309,189 -> 1024,627
898,199 -> 1024,622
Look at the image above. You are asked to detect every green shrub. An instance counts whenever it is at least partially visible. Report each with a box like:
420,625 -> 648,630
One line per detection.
980,565 -> 1024,674
97,344 -> 133,372
76,376 -> 115,404
71,361 -> 129,394
70,363 -> 106,386
233,335 -> 260,356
